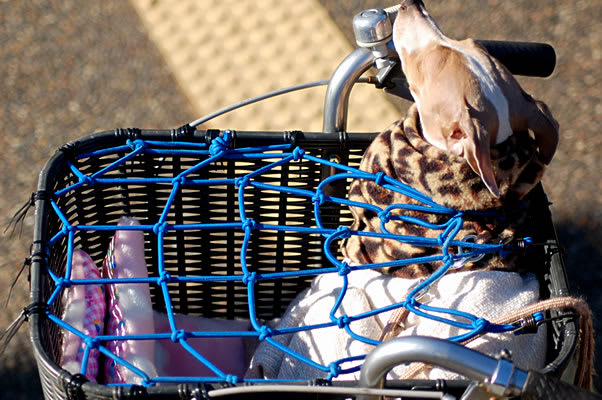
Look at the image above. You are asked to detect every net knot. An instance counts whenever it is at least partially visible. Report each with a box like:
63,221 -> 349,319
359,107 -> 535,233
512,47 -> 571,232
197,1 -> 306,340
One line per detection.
473,318 -> 489,332
258,325 -> 272,341
454,211 -> 464,219
442,254 -> 454,266
235,176 -> 250,188
209,132 -> 231,156
335,226 -> 351,239
84,336 -> 99,350
336,314 -> 351,329
242,218 -> 256,232
327,362 -> 341,379
291,147 -> 305,161
56,276 -> 71,289
374,172 -> 386,186
78,174 -> 93,186
225,374 -> 239,385
126,139 -> 147,151
141,378 -> 154,388
171,329 -> 188,343
158,271 -> 173,285
172,175 -> 187,186
153,222 -> 169,235
242,271 -> 257,286
312,191 -> 325,205
61,224 -> 76,235
337,261 -> 351,276
378,209 -> 391,222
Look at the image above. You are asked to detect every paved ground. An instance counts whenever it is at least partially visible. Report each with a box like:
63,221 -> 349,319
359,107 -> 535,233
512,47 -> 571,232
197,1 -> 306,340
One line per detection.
127,0 -> 399,132
0,1 -> 599,398
0,2 -> 196,398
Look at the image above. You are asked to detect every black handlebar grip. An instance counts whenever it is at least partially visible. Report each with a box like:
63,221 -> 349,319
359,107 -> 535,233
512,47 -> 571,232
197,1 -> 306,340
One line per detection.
476,40 -> 556,77
521,371 -> 601,400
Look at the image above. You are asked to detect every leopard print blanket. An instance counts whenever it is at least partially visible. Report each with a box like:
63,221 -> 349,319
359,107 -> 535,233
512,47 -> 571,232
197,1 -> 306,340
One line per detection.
342,105 -> 547,278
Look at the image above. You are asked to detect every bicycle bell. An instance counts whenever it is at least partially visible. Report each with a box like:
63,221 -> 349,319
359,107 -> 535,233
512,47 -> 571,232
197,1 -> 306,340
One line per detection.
353,8 -> 393,69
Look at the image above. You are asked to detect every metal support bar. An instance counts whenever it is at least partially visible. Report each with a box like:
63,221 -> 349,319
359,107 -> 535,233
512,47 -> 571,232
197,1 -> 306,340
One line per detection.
358,336 -> 528,400
322,47 -> 375,133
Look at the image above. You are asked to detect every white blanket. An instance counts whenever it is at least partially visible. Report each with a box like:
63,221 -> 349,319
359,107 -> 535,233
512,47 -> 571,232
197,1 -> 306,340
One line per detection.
247,269 -> 546,380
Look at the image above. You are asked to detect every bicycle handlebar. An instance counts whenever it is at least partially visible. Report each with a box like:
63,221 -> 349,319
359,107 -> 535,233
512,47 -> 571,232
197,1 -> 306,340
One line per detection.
478,40 -> 556,78
521,370 -> 600,400
382,5 -> 556,78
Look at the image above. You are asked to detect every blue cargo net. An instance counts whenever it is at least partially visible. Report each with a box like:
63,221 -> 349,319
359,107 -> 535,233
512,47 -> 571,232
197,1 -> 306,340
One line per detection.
43,131 -> 541,386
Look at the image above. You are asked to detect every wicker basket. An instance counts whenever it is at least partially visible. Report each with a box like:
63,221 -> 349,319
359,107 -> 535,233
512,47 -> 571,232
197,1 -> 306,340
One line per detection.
29,127 -> 578,399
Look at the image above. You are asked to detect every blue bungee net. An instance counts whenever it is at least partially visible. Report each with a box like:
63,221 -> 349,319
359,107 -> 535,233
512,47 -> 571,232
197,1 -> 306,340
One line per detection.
43,131 -> 542,386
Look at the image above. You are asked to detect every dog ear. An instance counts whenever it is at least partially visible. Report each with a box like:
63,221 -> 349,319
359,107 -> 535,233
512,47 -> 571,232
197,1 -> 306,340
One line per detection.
530,99 -> 559,164
457,115 -> 500,198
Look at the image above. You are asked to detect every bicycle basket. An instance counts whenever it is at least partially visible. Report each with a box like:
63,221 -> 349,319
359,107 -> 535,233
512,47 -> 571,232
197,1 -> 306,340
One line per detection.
29,127 -> 578,399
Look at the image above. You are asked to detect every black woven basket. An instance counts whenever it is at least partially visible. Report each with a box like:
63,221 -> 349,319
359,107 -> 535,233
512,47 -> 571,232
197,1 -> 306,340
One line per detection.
29,128 -> 578,399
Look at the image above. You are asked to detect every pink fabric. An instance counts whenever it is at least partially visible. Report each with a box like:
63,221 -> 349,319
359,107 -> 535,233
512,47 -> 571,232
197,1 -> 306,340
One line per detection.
60,249 -> 105,382
153,311 -> 249,378
61,216 -> 250,383
102,216 -> 157,384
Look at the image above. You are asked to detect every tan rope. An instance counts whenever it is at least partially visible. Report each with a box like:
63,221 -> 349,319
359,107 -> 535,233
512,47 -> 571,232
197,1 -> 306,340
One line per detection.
379,286 -> 414,342
483,296 -> 594,390
385,296 -> 594,390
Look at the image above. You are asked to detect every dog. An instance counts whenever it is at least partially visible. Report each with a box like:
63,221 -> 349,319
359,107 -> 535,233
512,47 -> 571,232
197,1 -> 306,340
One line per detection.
392,0 -> 558,197
342,0 -> 560,278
